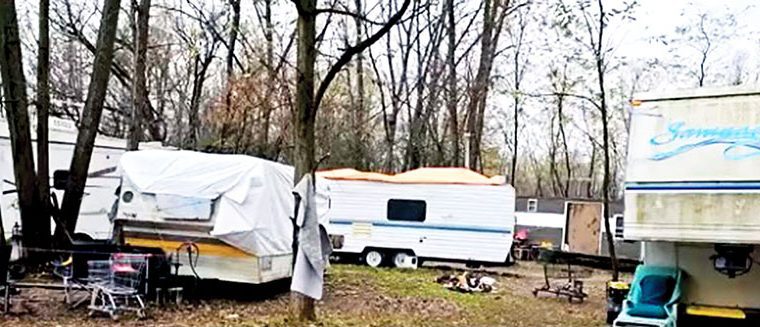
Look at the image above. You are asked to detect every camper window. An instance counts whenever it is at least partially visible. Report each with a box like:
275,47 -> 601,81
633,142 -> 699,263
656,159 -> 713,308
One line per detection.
614,214 -> 624,239
387,199 -> 426,222
527,198 -> 538,212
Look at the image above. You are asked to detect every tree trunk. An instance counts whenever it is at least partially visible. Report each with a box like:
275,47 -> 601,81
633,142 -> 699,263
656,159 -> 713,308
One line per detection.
128,0 -> 150,151
293,0 -> 317,320
187,56 -> 211,150
36,0 -> 52,248
595,0 -> 619,282
294,0 -> 317,190
58,0 -> 122,242
353,0 -> 366,169
511,93 -> 518,185
587,141 -> 596,197
219,0 -> 240,149
445,0 -> 459,166
0,0 -> 41,250
261,0 -> 274,152
557,95 -> 571,197
465,0 -> 498,171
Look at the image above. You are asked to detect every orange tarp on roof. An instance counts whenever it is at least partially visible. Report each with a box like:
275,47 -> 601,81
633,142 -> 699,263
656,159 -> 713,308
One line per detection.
317,167 -> 505,186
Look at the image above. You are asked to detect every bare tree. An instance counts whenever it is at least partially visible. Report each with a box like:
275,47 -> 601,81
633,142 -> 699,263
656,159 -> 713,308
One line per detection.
218,0 -> 241,148
291,0 -> 411,319
0,0 -> 43,250
368,0 -> 413,173
548,60 -> 576,197
507,4 -> 529,184
57,0 -> 122,242
37,0 -> 53,247
128,0 -> 151,150
405,4 -> 445,170
445,0 -> 459,166
590,0 -> 617,281
51,0 -> 165,141
659,10 -> 736,87
464,0 -> 518,171
572,0 -> 636,281
172,2 -> 224,149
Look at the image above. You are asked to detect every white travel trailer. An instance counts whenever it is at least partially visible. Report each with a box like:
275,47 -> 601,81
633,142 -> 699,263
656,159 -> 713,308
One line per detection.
114,150 -> 294,284
624,87 -> 760,323
318,168 -> 516,267
0,116 -> 128,240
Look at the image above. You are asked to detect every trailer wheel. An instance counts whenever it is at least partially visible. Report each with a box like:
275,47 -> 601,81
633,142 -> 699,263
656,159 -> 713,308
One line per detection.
392,252 -> 411,268
364,250 -> 384,268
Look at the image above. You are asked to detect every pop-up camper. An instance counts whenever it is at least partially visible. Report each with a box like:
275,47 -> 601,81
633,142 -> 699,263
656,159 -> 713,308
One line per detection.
114,150 -> 294,284
620,87 -> 760,324
318,168 -> 516,267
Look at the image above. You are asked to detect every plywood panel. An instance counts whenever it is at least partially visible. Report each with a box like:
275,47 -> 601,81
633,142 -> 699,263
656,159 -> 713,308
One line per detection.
565,202 -> 602,255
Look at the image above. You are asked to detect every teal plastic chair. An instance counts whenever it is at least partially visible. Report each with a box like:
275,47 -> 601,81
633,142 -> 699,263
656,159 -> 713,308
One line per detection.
613,265 -> 682,327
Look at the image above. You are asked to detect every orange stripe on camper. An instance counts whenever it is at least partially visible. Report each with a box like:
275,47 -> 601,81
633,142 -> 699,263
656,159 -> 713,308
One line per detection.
124,238 -> 251,258
317,167 -> 505,186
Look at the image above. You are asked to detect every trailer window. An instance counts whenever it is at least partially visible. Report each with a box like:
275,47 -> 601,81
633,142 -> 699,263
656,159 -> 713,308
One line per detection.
614,214 -> 624,239
155,194 -> 214,220
387,199 -> 426,222
527,198 -> 538,212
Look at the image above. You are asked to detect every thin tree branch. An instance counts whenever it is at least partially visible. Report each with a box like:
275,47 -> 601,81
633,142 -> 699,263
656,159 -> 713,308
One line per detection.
313,8 -> 386,25
314,0 -> 412,112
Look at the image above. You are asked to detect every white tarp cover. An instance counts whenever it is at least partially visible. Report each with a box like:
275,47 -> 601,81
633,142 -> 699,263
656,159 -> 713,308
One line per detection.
119,150 -> 295,256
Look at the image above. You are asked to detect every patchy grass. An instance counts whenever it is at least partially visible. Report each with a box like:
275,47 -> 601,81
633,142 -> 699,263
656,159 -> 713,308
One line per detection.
319,264 -> 607,327
1,262 -> 610,327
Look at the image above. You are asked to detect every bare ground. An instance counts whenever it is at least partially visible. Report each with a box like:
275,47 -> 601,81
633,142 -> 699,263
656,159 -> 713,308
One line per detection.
0,261 -> 621,327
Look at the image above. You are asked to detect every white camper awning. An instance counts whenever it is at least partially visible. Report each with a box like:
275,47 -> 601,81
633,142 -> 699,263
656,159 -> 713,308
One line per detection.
119,150 -> 295,256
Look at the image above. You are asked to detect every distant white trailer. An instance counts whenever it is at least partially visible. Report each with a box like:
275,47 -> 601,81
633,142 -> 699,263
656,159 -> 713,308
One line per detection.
318,168 -> 516,267
0,116 -> 128,240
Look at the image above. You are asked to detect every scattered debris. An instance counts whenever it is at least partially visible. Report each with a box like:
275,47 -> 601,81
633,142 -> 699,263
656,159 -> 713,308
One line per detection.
436,272 -> 496,293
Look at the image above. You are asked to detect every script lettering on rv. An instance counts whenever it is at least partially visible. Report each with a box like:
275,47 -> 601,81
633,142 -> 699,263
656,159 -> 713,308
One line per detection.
649,121 -> 760,161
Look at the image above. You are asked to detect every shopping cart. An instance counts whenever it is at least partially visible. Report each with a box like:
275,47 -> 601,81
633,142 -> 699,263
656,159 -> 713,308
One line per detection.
87,253 -> 148,320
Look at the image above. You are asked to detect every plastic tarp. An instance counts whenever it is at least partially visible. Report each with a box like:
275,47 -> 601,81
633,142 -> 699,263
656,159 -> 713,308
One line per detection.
317,167 -> 504,185
119,150 -> 295,256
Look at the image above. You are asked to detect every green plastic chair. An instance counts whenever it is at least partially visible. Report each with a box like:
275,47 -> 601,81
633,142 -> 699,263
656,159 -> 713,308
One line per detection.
613,265 -> 682,327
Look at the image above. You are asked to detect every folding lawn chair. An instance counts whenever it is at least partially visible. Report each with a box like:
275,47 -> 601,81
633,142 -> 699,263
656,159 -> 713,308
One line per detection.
613,265 -> 682,327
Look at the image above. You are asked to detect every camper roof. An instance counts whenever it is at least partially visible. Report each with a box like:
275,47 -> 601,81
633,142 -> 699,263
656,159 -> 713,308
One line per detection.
318,167 -> 505,186
633,86 -> 760,103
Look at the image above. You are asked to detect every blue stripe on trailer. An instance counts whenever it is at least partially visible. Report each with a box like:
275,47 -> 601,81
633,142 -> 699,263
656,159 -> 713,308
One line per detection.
625,181 -> 760,191
330,219 -> 512,234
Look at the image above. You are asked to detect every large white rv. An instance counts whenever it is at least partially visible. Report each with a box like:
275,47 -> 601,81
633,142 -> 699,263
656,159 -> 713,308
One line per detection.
318,168 -> 516,267
0,116 -> 127,240
114,150 -> 294,284
624,87 -> 760,323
